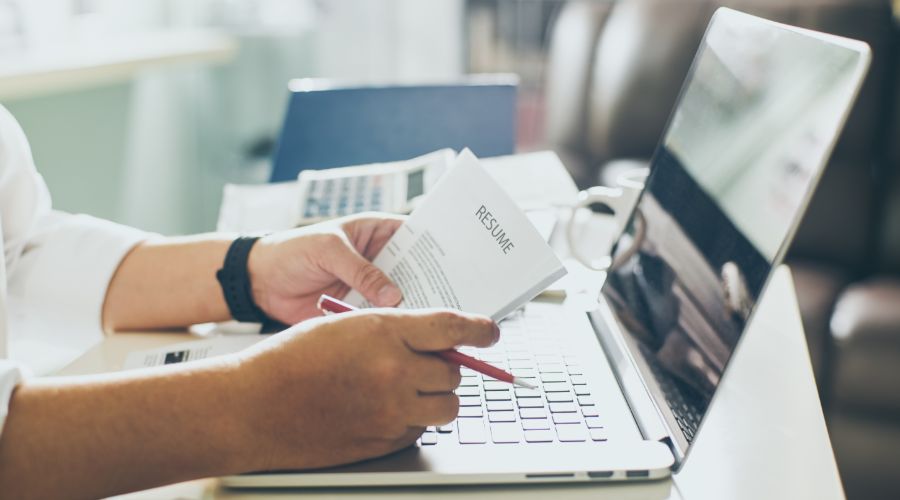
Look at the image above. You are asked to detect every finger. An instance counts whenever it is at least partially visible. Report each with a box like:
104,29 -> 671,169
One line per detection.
408,354 -> 462,393
408,393 -> 459,427
394,310 -> 499,352
387,426 -> 425,453
322,242 -> 402,307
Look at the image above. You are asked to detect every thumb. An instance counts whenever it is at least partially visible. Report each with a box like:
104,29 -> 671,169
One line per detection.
324,243 -> 402,306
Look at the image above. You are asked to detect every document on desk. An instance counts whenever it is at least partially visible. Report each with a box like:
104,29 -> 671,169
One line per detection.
343,149 -> 567,321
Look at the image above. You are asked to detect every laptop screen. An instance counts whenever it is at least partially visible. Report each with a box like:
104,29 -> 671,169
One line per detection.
599,9 -> 869,448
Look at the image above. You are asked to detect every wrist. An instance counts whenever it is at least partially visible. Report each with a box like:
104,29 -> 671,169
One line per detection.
246,238 -> 270,317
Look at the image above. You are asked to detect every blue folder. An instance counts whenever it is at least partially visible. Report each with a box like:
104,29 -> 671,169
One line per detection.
269,77 -> 518,182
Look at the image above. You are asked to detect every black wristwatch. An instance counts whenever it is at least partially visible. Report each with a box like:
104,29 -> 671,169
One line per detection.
216,236 -> 267,323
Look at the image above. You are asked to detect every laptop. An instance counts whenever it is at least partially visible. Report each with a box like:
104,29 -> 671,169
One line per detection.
223,8 -> 870,488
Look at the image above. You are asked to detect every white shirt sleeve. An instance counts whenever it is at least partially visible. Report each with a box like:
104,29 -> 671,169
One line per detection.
0,105 -> 152,434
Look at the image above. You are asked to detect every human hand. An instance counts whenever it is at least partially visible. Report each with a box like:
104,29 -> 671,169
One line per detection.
234,308 -> 499,471
247,214 -> 404,325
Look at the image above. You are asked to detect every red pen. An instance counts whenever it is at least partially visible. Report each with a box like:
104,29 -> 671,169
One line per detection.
316,294 -> 537,389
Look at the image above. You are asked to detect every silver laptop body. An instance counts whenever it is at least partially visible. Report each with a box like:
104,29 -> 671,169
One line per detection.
222,8 -> 870,488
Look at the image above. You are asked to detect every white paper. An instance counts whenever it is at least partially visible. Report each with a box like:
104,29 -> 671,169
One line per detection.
122,336 -> 261,370
344,149 -> 567,321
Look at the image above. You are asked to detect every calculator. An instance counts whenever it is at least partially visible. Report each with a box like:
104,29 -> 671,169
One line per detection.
295,149 -> 454,225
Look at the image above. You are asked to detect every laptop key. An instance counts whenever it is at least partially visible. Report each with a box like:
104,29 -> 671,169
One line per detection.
524,429 -> 555,443
488,411 -> 516,423
485,390 -> 512,401
508,360 -> 535,369
552,413 -> 582,425
420,433 -> 438,445
570,375 -> 587,385
483,381 -> 509,391
458,406 -> 483,418
519,408 -> 548,419
546,392 -> 574,403
555,424 -> 588,442
542,382 -> 571,393
487,400 -> 514,412
459,396 -> 482,407
517,398 -> 545,408
578,397 -> 596,406
540,373 -> 567,383
458,418 -> 488,444
581,406 -> 599,417
437,424 -> 454,433
456,386 -> 480,397
574,386 -> 591,396
522,418 -> 551,430
538,363 -> 566,373
490,423 -> 523,443
590,428 -> 609,442
584,417 -> 604,429
514,388 -> 541,398
549,402 -> 578,413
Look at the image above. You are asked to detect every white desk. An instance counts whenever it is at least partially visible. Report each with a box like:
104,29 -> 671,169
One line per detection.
59,157 -> 843,499
62,265 -> 842,500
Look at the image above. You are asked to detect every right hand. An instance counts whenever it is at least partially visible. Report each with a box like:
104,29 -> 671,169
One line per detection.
232,308 -> 499,472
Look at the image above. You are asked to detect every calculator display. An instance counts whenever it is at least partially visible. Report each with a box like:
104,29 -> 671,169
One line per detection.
406,169 -> 425,201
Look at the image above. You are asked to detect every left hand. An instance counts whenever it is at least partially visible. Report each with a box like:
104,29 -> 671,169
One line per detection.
247,213 -> 405,324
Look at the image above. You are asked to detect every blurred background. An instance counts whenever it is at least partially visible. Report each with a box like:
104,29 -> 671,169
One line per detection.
0,1 -> 897,498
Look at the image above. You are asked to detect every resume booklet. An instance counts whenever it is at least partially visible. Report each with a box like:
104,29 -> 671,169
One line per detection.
344,149 -> 567,321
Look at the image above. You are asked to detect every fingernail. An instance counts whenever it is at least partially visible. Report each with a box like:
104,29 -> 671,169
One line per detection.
377,284 -> 402,306
492,322 -> 501,344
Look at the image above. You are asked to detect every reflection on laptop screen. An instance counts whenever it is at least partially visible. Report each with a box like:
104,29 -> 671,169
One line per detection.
600,10 -> 868,444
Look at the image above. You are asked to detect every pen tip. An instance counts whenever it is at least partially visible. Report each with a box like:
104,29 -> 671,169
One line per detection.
514,377 -> 537,390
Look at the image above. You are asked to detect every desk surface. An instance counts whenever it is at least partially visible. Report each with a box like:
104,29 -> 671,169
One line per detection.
65,265 -> 843,500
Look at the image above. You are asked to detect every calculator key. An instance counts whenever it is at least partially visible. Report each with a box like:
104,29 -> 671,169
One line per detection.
590,428 -> 609,441
549,402 -> 578,413
522,418 -> 551,430
420,433 -> 438,445
555,424 -> 588,442
584,417 -> 604,429
540,373 -> 567,383
459,396 -> 482,407
546,392 -> 574,403
488,411 -> 516,423
490,423 -> 523,443
457,419 -> 488,444
487,400 -> 514,412
458,406 -> 483,418
519,408 -> 548,419
517,398 -> 545,409
524,430 -> 555,443
552,413 -> 582,425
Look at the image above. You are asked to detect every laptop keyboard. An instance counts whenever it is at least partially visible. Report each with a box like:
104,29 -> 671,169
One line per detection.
640,344 -> 705,443
418,309 -> 609,447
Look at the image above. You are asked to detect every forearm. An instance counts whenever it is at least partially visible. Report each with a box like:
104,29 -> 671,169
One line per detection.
102,234 -> 234,331
0,357 -> 258,499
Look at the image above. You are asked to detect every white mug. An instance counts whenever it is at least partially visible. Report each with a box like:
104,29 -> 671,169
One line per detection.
567,168 -> 649,271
